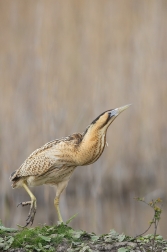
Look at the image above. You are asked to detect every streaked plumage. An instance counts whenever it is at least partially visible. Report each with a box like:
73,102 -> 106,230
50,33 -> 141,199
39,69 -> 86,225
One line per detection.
10,104 -> 130,226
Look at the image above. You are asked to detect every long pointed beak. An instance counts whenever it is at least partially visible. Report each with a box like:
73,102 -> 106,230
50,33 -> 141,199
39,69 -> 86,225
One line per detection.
109,104 -> 131,117
116,104 -> 131,114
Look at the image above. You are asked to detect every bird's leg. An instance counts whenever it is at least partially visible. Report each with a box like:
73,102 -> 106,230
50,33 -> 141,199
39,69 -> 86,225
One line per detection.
54,197 -> 63,223
54,181 -> 69,223
17,182 -> 37,227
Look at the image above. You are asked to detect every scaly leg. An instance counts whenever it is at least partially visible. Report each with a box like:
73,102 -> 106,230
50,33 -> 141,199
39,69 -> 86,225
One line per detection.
54,197 -> 63,222
54,181 -> 69,223
17,182 -> 37,227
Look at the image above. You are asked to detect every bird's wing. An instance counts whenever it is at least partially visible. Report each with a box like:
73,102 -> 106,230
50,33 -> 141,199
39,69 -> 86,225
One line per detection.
10,133 -> 83,181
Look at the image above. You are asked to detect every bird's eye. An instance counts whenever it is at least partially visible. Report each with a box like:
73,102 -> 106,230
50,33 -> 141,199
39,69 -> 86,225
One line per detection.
109,109 -> 118,118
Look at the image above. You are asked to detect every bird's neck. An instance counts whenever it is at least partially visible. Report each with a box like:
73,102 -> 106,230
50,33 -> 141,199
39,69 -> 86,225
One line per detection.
77,127 -> 107,165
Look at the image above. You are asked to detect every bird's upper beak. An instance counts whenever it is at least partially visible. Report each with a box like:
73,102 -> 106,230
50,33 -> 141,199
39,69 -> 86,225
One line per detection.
109,104 -> 131,118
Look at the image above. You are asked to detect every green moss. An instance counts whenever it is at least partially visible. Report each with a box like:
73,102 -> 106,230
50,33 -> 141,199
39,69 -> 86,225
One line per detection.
0,222 -> 74,251
12,223 -> 73,250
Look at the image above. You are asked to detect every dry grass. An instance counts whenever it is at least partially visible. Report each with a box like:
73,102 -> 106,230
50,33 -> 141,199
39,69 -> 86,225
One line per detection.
0,0 -> 167,236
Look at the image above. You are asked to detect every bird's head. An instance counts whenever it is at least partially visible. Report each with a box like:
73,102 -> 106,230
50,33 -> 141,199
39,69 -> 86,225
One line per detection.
83,104 -> 131,137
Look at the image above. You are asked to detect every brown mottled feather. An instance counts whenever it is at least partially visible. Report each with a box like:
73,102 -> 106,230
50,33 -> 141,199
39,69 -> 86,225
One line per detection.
10,133 -> 83,184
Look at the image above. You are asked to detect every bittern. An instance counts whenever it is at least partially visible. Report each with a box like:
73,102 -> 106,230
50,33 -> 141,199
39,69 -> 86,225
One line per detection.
10,104 -> 130,227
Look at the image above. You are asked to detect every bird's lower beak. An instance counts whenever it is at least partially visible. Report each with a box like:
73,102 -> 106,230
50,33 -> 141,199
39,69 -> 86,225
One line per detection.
109,104 -> 131,117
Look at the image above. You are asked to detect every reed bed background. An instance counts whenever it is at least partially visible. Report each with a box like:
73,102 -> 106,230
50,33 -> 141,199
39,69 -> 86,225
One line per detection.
0,0 -> 167,236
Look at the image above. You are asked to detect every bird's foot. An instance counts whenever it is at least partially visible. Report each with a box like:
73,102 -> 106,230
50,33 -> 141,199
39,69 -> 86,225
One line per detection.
17,200 -> 36,227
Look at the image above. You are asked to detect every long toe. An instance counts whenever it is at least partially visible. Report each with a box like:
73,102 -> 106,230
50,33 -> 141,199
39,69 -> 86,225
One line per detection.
25,209 -> 36,227
22,200 -> 36,227
26,206 -> 36,222
24,200 -> 37,227
17,201 -> 32,207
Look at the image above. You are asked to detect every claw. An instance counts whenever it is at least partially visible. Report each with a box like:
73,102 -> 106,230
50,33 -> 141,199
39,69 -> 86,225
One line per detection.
17,202 -> 22,208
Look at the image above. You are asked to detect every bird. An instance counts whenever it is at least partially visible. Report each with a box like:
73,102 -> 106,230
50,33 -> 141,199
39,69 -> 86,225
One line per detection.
10,104 -> 130,227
